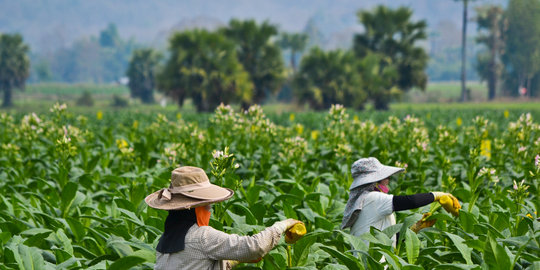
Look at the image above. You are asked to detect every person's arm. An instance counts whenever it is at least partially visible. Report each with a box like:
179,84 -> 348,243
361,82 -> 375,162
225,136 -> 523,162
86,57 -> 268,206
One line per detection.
392,193 -> 434,211
199,219 -> 298,262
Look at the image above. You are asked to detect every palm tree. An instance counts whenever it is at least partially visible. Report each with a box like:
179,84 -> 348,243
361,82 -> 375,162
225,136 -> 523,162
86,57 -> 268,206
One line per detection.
0,33 -> 30,107
157,29 -> 253,112
475,5 -> 505,100
222,19 -> 285,106
354,5 -> 428,109
127,48 -> 162,104
293,47 -> 366,110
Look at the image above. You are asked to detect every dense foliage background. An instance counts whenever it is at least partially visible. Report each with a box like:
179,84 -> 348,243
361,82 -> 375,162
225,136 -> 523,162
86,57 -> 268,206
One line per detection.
0,104 -> 538,269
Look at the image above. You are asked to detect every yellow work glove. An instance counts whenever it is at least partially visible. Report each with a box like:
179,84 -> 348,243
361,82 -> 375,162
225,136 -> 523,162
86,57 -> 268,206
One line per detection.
274,219 -> 306,244
410,212 -> 437,233
432,192 -> 461,216
285,222 -> 306,244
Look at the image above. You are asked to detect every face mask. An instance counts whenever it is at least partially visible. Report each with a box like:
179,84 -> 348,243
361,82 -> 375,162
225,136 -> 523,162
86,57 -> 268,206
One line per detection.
376,183 -> 389,193
195,206 -> 211,226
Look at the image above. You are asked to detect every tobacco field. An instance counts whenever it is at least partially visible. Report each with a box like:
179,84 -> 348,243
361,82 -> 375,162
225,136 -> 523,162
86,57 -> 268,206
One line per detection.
0,104 -> 539,269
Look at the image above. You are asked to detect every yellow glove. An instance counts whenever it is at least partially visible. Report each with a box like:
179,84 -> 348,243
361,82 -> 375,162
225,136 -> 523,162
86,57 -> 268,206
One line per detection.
432,192 -> 461,216
285,221 -> 306,244
226,260 -> 240,268
410,212 -> 437,233
275,219 -> 302,232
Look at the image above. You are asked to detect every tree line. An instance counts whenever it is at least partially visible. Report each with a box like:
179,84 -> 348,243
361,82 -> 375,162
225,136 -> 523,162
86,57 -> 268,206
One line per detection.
130,6 -> 428,111
475,0 -> 540,100
1,2 -> 540,109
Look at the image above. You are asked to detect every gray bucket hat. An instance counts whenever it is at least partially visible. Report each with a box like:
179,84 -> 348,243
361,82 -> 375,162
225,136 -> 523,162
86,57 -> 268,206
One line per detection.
349,157 -> 404,190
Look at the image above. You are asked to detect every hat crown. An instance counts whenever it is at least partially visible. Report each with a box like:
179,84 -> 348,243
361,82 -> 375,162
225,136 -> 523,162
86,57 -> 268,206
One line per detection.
351,157 -> 383,177
171,166 -> 209,187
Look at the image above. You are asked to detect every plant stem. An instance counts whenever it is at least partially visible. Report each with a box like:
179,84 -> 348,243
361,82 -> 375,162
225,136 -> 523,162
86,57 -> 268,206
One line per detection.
287,245 -> 292,268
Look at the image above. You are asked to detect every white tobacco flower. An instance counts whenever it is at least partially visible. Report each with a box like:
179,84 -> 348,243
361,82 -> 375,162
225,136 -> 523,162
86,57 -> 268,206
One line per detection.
478,167 -> 489,177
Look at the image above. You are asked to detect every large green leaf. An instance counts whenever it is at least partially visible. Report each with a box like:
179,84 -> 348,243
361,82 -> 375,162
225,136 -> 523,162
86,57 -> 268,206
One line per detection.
458,211 -> 477,233
66,217 -> 86,242
321,264 -> 349,270
60,182 -> 78,217
433,264 -> 480,269
107,255 -> 146,270
292,232 -> 327,266
483,234 -> 511,270
19,244 -> 47,270
320,246 -> 363,270
405,228 -> 421,264
107,236 -> 134,257
445,232 -> 473,265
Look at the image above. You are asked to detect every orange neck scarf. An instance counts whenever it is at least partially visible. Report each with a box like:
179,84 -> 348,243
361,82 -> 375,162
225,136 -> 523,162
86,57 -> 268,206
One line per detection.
195,206 -> 211,226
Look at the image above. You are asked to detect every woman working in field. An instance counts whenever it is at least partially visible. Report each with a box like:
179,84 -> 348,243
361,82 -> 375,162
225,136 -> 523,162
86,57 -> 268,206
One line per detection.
145,166 -> 302,270
341,157 -> 460,244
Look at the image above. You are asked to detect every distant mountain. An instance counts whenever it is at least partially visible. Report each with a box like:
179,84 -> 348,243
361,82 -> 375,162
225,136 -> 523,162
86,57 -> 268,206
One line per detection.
153,15 -> 225,46
0,0 -> 506,52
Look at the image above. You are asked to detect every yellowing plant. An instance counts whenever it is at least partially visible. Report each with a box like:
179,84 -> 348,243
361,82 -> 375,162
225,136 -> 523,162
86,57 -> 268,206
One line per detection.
481,139 -> 491,160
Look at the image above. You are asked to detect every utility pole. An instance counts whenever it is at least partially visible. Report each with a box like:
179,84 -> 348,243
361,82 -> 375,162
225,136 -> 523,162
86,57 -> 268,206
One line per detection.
460,0 -> 469,102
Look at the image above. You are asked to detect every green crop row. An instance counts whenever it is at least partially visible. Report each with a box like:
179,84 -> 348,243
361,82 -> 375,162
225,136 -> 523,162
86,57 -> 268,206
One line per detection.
25,83 -> 129,95
0,104 -> 538,269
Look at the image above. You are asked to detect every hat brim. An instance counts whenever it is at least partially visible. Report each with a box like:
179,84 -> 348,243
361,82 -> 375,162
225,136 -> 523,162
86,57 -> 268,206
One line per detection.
349,165 -> 404,190
178,184 -> 234,200
145,187 -> 234,210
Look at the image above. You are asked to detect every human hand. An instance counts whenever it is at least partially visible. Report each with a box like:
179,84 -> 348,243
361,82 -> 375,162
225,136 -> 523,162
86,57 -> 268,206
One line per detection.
432,191 -> 451,201
226,257 -> 262,267
274,219 -> 302,233
432,192 -> 461,216
283,219 -> 302,230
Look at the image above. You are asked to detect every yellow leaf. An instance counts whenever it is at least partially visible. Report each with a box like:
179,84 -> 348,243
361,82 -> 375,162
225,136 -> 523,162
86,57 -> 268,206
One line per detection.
116,139 -> 128,149
295,124 -> 304,135
504,110 -> 509,119
311,130 -> 319,140
289,113 -> 295,122
96,110 -> 103,120
480,140 -> 491,160
456,117 -> 462,126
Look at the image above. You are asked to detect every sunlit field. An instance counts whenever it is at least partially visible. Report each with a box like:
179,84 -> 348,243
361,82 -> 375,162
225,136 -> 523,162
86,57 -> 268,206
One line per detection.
1,103 -> 538,269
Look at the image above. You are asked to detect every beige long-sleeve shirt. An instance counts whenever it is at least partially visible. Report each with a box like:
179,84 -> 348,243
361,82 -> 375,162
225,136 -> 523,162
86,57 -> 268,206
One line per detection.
155,222 -> 285,270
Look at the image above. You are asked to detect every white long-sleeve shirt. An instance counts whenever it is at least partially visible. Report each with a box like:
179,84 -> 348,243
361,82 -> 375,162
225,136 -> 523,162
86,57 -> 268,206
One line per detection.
350,191 -> 396,245
155,222 -> 285,270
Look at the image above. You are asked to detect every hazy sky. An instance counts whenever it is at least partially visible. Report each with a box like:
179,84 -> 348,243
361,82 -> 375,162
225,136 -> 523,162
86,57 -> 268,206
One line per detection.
0,0 -> 506,51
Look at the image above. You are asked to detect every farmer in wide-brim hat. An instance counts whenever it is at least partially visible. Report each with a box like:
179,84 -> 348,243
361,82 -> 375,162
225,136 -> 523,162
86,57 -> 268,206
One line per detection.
341,157 -> 460,245
145,166 -> 301,270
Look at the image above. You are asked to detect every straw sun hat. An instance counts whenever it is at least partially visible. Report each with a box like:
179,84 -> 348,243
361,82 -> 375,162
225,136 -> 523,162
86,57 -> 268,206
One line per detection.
145,166 -> 234,210
349,157 -> 405,190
